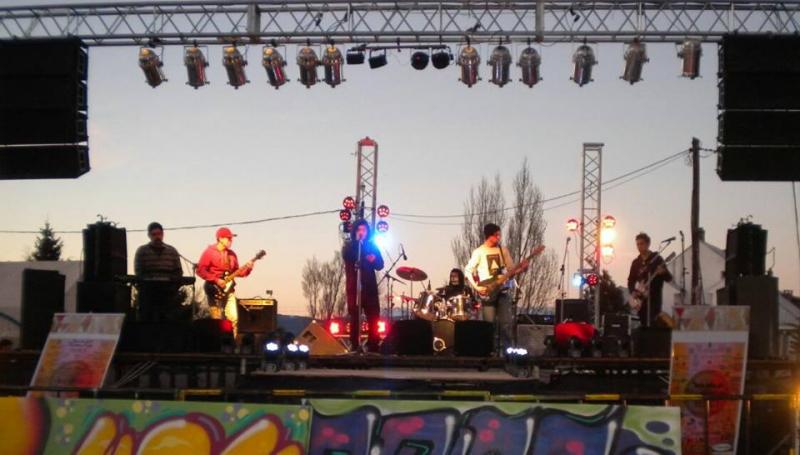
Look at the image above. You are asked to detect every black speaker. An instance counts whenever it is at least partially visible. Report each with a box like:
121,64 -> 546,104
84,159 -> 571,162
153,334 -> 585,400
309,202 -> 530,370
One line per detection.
76,281 -> 132,315
555,299 -> 590,323
718,72 -> 800,110
192,319 -> 235,353
725,223 -> 767,287
719,35 -> 800,74
454,320 -> 494,357
381,319 -> 432,356
633,327 -> 671,358
119,320 -> 192,353
0,109 -> 87,144
719,111 -> 800,146
717,146 -> 800,182
431,319 -> 455,353
82,223 -> 127,282
0,145 -> 90,179
236,298 -> 278,333
20,269 -> 65,350
0,38 -> 88,77
736,275 -> 779,359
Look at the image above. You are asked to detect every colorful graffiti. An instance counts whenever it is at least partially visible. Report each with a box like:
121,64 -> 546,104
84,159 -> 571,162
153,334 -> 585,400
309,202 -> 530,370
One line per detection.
0,397 -> 680,454
0,397 -> 308,455
308,399 -> 682,455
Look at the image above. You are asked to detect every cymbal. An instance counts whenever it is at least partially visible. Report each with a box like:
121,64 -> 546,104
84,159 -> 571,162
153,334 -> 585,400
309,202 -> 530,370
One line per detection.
396,266 -> 428,281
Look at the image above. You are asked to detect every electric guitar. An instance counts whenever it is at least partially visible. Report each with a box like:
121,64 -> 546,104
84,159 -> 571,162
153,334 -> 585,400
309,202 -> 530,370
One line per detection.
627,254 -> 666,312
476,245 -> 545,302
205,250 -> 266,301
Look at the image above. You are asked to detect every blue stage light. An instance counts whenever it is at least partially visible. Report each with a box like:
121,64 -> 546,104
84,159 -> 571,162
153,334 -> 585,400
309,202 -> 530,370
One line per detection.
571,273 -> 585,288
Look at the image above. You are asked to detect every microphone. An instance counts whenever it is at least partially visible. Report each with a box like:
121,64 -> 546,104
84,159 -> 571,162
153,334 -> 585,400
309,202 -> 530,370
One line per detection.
400,244 -> 408,260
661,236 -> 676,243
566,237 -> 571,243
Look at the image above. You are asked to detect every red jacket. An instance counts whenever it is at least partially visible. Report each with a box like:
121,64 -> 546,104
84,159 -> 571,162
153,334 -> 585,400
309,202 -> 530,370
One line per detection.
196,245 -> 252,283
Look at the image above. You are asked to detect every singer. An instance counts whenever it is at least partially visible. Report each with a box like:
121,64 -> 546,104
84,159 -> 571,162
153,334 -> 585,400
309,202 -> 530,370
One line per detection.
342,219 -> 384,353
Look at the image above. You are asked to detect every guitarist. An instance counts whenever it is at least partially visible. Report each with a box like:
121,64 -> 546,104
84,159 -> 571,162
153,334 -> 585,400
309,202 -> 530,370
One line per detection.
196,227 -> 256,338
627,232 -> 672,327
464,223 -> 529,351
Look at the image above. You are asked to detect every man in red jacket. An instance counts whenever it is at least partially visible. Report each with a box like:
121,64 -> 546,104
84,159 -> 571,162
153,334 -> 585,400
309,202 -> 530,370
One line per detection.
196,227 -> 254,338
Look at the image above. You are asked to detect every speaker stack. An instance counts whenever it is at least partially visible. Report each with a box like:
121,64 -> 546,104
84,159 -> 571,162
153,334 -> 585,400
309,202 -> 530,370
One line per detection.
0,38 -> 90,179
77,222 -> 130,315
717,34 -> 800,181
20,269 -> 65,350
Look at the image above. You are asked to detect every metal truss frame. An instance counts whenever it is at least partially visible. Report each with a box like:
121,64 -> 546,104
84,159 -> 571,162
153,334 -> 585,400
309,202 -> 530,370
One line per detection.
2,1 -> 800,47
355,137 -> 378,228
580,142 -> 603,323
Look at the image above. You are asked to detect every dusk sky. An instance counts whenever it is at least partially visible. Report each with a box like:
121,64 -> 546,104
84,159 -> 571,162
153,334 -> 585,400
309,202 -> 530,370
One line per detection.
2,1 -> 799,315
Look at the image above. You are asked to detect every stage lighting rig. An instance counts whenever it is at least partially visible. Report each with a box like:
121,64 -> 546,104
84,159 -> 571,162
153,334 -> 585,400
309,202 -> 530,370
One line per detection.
677,38 -> 702,79
322,44 -> 345,87
138,46 -> 166,88
411,51 -> 429,70
222,45 -> 249,89
377,205 -> 390,218
262,341 -> 282,372
488,44 -> 512,87
622,40 -> 648,84
184,45 -> 210,89
431,47 -> 453,69
262,45 -> 288,89
457,43 -> 480,87
368,49 -> 388,69
346,46 -> 366,65
297,45 -> 320,88
376,220 -> 389,233
518,46 -> 542,88
571,43 -> 597,87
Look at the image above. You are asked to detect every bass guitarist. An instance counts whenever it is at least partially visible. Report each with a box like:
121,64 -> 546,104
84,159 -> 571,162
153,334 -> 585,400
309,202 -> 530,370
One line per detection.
465,223 -> 529,352
627,232 -> 672,327
197,227 -> 258,338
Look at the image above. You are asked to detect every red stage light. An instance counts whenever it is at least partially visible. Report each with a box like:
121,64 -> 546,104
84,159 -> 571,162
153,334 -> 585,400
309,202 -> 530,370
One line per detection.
220,319 -> 234,333
339,209 -> 352,221
377,205 -> 390,218
602,215 -> 617,229
377,320 -> 387,334
376,220 -> 389,233
343,196 -> 356,210
566,218 -> 580,232
328,321 -> 341,335
586,273 -> 600,287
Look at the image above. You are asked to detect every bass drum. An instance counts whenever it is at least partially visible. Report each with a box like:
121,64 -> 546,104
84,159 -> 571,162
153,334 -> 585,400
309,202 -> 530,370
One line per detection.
413,291 -> 443,321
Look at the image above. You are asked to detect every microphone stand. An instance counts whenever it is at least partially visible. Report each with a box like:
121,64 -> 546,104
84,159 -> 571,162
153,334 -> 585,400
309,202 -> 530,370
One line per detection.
679,231 -> 687,303
379,248 -> 406,322
557,237 -> 571,300
354,238 -> 364,353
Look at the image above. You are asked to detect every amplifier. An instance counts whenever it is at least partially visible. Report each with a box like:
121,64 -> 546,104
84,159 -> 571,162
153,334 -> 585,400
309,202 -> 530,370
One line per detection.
236,298 -> 277,334
602,313 -> 631,338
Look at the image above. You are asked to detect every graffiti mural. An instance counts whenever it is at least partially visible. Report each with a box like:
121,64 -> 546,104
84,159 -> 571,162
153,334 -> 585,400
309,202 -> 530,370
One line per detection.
0,397 -> 308,455
308,400 -> 682,455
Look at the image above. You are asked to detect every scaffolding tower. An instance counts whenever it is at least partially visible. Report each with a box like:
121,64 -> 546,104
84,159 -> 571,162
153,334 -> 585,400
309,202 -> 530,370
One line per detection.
580,142 -> 603,323
354,137 -> 378,228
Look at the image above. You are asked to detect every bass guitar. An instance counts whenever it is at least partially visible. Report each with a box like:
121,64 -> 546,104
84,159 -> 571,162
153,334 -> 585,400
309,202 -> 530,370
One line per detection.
476,245 -> 545,302
205,250 -> 266,301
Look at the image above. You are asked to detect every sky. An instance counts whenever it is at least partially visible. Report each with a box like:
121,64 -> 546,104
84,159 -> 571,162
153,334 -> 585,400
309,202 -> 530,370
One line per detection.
2,3 -> 800,316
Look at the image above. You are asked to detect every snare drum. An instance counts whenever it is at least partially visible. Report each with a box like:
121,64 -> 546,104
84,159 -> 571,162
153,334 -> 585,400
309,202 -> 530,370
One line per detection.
446,294 -> 472,321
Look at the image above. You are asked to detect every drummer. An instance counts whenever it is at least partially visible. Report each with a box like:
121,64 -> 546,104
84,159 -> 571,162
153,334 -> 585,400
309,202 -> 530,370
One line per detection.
442,268 -> 474,300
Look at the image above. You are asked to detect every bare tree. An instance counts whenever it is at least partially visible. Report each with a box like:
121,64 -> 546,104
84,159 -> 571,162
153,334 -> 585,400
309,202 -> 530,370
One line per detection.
506,158 -> 559,313
301,257 -> 323,318
302,252 -> 347,319
452,160 -> 558,313
451,174 -> 506,268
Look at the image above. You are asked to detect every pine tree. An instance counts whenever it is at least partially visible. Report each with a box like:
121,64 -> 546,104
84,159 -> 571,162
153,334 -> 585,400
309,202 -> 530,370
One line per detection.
29,221 -> 63,261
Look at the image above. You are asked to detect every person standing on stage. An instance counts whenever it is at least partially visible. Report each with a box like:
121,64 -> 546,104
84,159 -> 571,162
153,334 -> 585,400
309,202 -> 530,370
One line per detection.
342,219 -> 384,353
133,222 -> 184,321
627,232 -> 673,326
196,227 -> 255,337
133,222 -> 182,279
465,223 -> 527,351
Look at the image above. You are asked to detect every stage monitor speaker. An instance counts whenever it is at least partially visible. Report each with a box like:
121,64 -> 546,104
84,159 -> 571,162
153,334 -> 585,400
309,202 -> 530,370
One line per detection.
516,323 -> 553,356
725,223 -> 768,286
119,320 -> 193,353
76,281 -> 132,315
736,275 -> 779,359
432,319 -> 455,353
237,298 -> 278,333
82,222 -> 127,282
454,320 -> 494,357
555,299 -> 590,323
0,145 -> 90,180
20,269 -> 65,350
296,320 -> 348,355
192,319 -> 235,353
717,146 -> 800,182
382,319 -> 433,356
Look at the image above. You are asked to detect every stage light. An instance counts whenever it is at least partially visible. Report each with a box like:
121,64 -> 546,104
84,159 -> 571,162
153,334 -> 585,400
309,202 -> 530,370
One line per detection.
262,46 -> 288,89
297,46 -> 320,88
377,204 -> 390,218
488,45 -> 512,87
571,44 -> 597,87
457,45 -> 480,87
376,220 -> 389,233
322,45 -> 344,87
368,50 -> 388,69
602,215 -> 617,229
586,273 -> 600,287
431,48 -> 452,69
286,343 -> 298,353
329,320 -> 341,335
222,45 -> 249,89
377,320 -> 387,335
411,51 -> 429,70
184,46 -> 210,89
343,196 -> 356,209
566,218 -> 580,232
622,40 -> 648,84
138,47 -> 166,88
600,229 -> 617,245
601,245 -> 615,259
677,38 -> 702,79
340,221 -> 352,233
299,344 -> 310,353
265,341 -> 280,352
374,232 -> 391,250
346,48 -> 365,65
518,46 -> 542,88
339,210 -> 352,222
572,272 -> 585,288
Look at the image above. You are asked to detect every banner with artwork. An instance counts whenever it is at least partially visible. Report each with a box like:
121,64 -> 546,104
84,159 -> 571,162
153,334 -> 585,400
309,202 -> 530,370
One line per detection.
30,313 -> 125,394
670,305 -> 750,455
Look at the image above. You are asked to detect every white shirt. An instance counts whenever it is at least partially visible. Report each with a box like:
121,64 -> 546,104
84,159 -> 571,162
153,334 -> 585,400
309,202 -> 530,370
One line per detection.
464,243 -> 515,288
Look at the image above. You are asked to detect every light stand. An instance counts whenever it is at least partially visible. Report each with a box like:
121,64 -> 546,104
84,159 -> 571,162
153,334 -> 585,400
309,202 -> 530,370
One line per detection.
557,237 -> 571,299
379,249 -> 406,322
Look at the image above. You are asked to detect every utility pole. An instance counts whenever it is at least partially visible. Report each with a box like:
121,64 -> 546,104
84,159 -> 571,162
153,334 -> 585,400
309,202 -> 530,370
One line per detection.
690,137 -> 701,305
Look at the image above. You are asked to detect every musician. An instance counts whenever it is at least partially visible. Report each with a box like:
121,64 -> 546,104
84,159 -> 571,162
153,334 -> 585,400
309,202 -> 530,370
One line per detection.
465,223 -> 528,351
133,222 -> 184,321
442,268 -> 473,300
342,219 -> 384,353
196,227 -> 254,337
627,232 -> 673,326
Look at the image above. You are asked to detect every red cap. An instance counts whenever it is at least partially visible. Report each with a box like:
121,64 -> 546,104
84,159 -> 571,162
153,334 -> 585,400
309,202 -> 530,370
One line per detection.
215,227 -> 236,239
